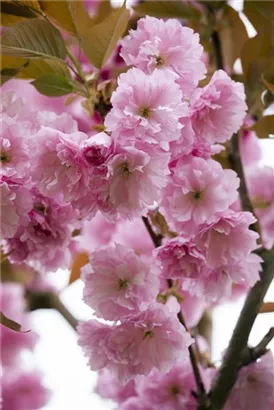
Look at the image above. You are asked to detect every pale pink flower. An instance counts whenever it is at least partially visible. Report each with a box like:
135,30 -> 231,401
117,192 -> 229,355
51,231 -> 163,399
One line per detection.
105,68 -> 186,150
169,118 -> 195,161
96,369 -> 137,404
3,191 -> 75,272
190,70 -> 247,143
0,176 -> 33,239
35,110 -> 78,134
156,237 -> 206,280
135,362 -> 200,410
0,283 -> 38,367
246,165 -> 274,249
0,118 -> 30,176
82,243 -> 159,320
196,211 -> 260,269
105,146 -> 170,219
120,398 -> 154,410
31,127 -> 90,203
161,157 -> 239,232
80,212 -> 117,249
120,16 -> 206,95
78,303 -> 193,382
1,370 -> 50,410
225,352 -> 274,410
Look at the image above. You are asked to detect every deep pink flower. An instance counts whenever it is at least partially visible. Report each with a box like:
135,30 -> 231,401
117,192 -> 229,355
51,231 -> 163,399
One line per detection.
82,243 -> 159,320
190,70 -> 247,143
81,131 -> 114,168
161,157 -> 239,232
105,68 -> 186,150
0,118 -> 30,177
120,16 -> 206,95
1,370 -> 50,410
0,176 -> 33,239
3,191 -> 75,272
225,352 -> 274,410
78,303 -> 193,382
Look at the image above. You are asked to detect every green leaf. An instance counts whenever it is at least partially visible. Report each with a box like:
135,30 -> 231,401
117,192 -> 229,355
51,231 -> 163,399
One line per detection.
250,115 -> 274,138
1,18 -> 67,59
134,0 -> 200,19
31,73 -> 74,96
1,54 -> 70,82
81,3 -> 130,69
0,311 -> 30,333
39,0 -> 91,37
0,60 -> 30,84
219,5 -> 248,70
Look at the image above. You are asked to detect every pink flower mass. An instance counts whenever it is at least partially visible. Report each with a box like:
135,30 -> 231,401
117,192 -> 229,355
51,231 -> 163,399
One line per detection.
1,8 -> 273,410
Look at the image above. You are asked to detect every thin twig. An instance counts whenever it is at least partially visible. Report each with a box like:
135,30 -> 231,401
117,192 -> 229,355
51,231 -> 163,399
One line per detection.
177,310 -> 209,407
142,216 -> 162,248
26,291 -> 78,330
241,327 -> 274,367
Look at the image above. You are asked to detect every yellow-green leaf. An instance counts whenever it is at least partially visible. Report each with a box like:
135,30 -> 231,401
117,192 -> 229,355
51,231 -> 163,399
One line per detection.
250,115 -> 274,138
69,252 -> 89,285
1,2 -> 34,26
0,311 -> 30,333
81,3 -> 130,69
134,0 -> 200,19
219,5 -> 248,70
1,18 -> 67,59
39,0 -> 77,35
262,62 -> 274,95
68,0 -> 94,40
244,1 -> 274,33
1,54 -> 70,81
31,73 -> 74,96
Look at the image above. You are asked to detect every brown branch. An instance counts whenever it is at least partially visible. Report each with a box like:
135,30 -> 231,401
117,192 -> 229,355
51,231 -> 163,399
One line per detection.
26,291 -> 78,330
241,327 -> 274,367
208,246 -> 274,410
177,310 -> 209,407
142,216 -> 163,248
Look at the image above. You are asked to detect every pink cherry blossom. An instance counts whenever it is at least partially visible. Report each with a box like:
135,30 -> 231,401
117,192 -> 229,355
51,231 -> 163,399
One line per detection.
30,127 -> 90,203
80,131 -> 114,168
1,370 -> 50,410
120,16 -> 206,95
135,362 -> 200,410
105,68 -> 186,150
82,243 -> 159,320
239,117 -> 262,167
78,303 -> 193,382
104,146 -> 170,219
190,70 -> 247,143
161,157 -> 239,232
0,118 -> 30,177
224,352 -> 274,410
196,211 -> 260,268
96,369 -> 137,404
0,175 -> 33,239
0,283 -> 38,367
120,398 -> 154,410
3,191 -> 75,272
156,237 -> 206,280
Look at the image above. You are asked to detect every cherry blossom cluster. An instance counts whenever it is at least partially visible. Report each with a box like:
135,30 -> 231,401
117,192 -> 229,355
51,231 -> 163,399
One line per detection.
0,282 -> 50,410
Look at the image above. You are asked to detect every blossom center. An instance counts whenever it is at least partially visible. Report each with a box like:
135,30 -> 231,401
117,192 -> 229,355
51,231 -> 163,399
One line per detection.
155,55 -> 165,67
118,279 -> 128,290
120,162 -> 131,176
143,330 -> 154,339
169,385 -> 181,396
139,107 -> 150,118
193,191 -> 202,200
1,154 -> 10,162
